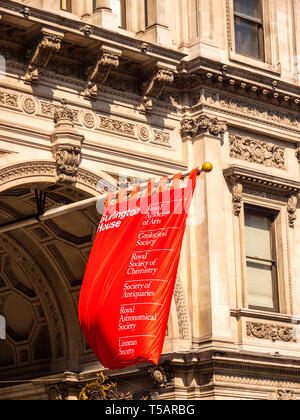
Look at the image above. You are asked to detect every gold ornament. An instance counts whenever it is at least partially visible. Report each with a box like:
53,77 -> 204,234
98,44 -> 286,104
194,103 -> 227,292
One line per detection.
202,162 -> 213,173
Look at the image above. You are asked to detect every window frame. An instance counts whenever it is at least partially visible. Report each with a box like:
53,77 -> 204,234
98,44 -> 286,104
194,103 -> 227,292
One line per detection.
60,0 -> 72,12
244,204 -> 280,313
227,0 -> 281,74
233,0 -> 265,62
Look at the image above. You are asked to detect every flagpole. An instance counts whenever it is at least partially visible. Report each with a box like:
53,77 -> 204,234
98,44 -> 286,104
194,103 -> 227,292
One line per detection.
0,163 -> 213,233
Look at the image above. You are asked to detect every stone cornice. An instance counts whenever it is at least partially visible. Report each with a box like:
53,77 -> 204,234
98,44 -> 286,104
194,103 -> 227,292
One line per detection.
224,166 -> 300,226
224,166 -> 300,197
178,58 -> 300,113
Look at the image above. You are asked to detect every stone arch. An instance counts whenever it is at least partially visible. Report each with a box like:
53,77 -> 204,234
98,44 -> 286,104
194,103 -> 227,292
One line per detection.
0,160 -> 118,377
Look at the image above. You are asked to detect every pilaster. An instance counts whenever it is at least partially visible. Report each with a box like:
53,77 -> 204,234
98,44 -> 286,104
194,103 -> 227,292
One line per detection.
181,114 -> 233,349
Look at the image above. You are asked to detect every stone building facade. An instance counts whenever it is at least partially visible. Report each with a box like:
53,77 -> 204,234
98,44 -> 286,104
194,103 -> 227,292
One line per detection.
0,0 -> 299,400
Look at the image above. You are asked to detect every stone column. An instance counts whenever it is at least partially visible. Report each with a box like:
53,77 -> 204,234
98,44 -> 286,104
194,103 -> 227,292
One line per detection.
86,0 -> 118,31
94,0 -> 112,11
140,0 -> 172,47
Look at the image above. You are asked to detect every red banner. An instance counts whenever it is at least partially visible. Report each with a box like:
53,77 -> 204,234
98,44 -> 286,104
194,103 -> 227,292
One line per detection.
78,169 -> 198,370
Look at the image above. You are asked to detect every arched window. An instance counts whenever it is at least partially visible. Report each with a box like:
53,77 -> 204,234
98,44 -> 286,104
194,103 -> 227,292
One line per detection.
61,0 -> 72,12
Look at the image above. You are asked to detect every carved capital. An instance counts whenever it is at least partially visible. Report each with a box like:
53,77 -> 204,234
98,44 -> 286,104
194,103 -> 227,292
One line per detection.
141,63 -> 175,113
25,30 -> 63,84
181,114 -> 227,139
83,45 -> 122,99
54,100 -> 76,125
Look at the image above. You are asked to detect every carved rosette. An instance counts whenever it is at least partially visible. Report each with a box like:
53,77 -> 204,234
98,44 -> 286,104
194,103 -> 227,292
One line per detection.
25,30 -> 63,84
83,46 -> 122,99
141,64 -> 175,113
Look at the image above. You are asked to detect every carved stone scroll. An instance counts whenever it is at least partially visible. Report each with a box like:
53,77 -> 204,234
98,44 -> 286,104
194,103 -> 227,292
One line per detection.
25,30 -> 63,84
140,63 -> 175,113
83,45 -> 122,99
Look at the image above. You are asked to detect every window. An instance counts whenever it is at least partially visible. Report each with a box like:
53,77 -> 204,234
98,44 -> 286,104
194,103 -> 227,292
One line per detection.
244,206 -> 279,312
61,0 -> 72,12
145,0 -> 149,28
233,0 -> 264,60
111,0 -> 126,28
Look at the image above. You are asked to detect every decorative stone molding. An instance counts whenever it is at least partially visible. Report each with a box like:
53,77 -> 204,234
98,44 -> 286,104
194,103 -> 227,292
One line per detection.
202,90 -> 300,133
51,101 -> 84,184
269,389 -> 297,400
173,276 -> 190,340
99,116 -> 135,136
54,145 -> 81,184
181,114 -> 227,139
231,181 -> 243,217
224,166 -> 300,226
21,96 -> 37,114
140,63 -> 176,113
246,321 -> 296,343
287,195 -> 298,228
25,30 -> 64,84
83,45 -> 122,99
148,365 -> 175,389
229,133 -> 285,169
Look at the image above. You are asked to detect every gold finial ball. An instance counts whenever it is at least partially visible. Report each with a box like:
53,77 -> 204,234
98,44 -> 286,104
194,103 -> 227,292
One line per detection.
202,162 -> 213,173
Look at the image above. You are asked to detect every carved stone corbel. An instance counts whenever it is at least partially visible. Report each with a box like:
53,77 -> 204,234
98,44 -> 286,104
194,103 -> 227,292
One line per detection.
25,30 -> 63,84
140,63 -> 176,113
50,101 -> 84,184
83,45 -> 122,99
